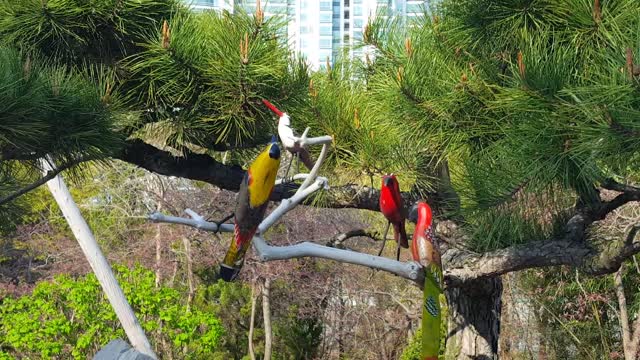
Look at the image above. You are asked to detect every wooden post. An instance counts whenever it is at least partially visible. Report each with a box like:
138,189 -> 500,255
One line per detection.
40,159 -> 157,359
262,278 -> 273,360
248,282 -> 258,360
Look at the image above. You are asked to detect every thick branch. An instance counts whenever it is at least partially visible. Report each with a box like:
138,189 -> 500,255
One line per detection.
116,139 -> 245,191
0,146 -> 43,161
443,235 -> 593,286
443,194 -> 640,286
117,139 -> 428,211
317,184 -> 427,212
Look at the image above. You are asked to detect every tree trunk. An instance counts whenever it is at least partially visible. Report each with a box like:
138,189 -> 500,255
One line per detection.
445,277 -> 502,360
614,263 -> 640,360
41,159 -> 157,359
248,282 -> 258,360
154,204 -> 163,288
262,278 -> 273,360
183,237 -> 194,311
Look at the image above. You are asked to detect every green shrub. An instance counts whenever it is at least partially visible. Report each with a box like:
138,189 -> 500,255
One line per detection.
0,265 -> 223,359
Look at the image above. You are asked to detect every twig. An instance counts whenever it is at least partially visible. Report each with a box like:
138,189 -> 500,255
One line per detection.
0,157 -> 93,205
326,229 -> 381,249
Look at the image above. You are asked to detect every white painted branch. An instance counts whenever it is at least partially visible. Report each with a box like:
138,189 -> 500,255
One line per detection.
143,131 -> 426,284
148,212 -> 234,233
252,235 -> 423,283
146,211 -> 423,284
275,174 -> 329,186
40,159 -> 157,359
298,143 -> 329,192
185,208 -> 204,221
258,179 -> 326,233
298,134 -> 333,147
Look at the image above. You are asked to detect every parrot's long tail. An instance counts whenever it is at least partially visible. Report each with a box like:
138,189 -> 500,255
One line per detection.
220,227 -> 256,281
393,222 -> 409,248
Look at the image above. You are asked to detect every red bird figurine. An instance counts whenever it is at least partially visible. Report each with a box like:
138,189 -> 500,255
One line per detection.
379,174 -> 409,259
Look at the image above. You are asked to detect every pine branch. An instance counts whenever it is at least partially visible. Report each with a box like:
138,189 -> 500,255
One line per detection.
0,156 -> 94,205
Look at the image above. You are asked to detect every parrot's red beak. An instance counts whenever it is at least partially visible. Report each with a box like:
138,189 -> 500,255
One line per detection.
262,99 -> 284,118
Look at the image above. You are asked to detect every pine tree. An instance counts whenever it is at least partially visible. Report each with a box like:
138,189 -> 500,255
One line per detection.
0,0 -> 639,358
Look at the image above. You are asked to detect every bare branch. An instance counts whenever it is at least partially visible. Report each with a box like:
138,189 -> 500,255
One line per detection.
443,235 -> 593,286
252,235 -> 424,284
627,225 -> 640,245
326,229 -> 381,249
602,178 -> 640,193
443,212 -> 640,286
148,210 -> 234,233
41,158 -> 156,358
148,210 -> 423,284
144,135 -> 424,285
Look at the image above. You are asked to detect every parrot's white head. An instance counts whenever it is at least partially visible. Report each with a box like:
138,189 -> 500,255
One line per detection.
278,113 -> 291,127
277,113 -> 296,148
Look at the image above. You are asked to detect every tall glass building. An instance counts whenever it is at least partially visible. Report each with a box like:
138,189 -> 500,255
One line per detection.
187,0 -> 233,12
183,0 -> 429,70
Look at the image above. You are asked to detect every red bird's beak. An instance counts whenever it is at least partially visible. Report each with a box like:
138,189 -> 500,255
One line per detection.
262,99 -> 284,118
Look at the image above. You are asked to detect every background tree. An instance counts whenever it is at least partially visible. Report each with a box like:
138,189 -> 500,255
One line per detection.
0,0 -> 639,359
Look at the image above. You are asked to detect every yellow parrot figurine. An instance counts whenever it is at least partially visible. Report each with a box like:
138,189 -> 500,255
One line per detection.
219,136 -> 281,281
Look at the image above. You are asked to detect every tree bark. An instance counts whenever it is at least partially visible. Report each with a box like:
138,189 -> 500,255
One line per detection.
248,282 -> 258,360
262,278 -> 273,360
445,277 -> 502,360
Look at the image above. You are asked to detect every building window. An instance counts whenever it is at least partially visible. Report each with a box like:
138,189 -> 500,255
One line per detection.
406,3 -> 425,14
354,5 -> 362,16
344,0 -> 349,6
320,25 -> 331,36
344,23 -> 350,30
320,13 -> 331,22
354,19 -> 363,28
194,0 -> 216,5
320,38 -> 332,49
320,1 -> 331,10
344,10 -> 350,19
